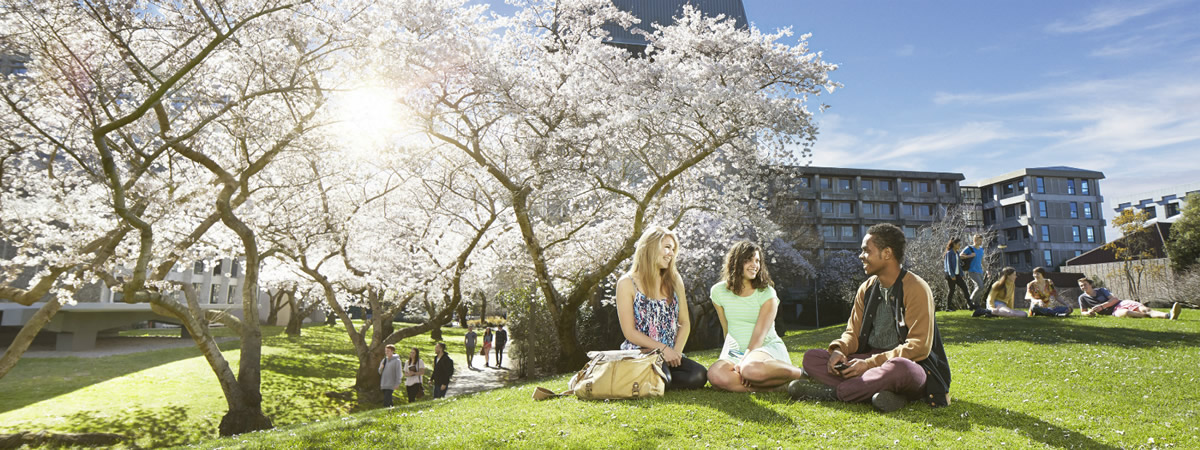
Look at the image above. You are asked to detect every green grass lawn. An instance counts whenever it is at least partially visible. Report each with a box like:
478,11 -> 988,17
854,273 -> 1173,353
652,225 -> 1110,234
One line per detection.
191,312 -> 1200,449
0,323 -> 465,448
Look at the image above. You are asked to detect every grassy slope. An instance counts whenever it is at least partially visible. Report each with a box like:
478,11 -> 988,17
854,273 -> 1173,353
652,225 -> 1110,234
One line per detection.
0,323 -> 463,448
196,312 -> 1200,449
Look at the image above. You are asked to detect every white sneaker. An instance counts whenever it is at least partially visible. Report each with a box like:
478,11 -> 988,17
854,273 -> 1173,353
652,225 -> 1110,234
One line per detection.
1170,302 -> 1182,320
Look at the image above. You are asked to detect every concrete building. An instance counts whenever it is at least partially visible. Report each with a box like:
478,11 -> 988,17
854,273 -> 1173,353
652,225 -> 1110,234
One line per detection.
768,166 -> 966,253
602,0 -> 747,53
1,258 -> 262,351
970,166 -> 1107,271
1112,182 -> 1200,224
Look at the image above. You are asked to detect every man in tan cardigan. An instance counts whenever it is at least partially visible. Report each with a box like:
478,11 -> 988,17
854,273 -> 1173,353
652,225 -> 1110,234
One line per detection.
789,223 -> 952,412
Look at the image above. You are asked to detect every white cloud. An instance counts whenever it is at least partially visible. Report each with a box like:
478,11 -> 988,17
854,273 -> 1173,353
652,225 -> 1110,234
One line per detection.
1045,2 -> 1173,34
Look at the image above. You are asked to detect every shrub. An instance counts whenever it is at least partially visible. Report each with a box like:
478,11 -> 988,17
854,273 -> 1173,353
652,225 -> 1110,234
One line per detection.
498,285 -> 561,378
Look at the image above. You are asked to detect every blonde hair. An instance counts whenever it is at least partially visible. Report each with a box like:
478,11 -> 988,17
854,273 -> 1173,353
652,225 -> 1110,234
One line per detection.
628,226 -> 684,303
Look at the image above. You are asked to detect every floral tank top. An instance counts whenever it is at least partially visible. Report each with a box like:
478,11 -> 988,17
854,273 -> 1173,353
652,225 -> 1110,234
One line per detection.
619,279 -> 679,350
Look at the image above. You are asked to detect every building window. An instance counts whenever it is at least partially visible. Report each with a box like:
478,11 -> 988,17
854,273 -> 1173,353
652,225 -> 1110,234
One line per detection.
210,284 -> 221,304
918,182 -> 931,193
1081,179 -> 1090,195
230,259 -> 240,277
1075,250 -> 1083,257
822,225 -> 836,239
798,201 -> 812,212
1067,179 -> 1076,195
1145,207 -> 1157,219
861,179 -> 873,191
1004,205 -> 1017,218
1006,228 -> 1020,241
940,181 -> 952,193
820,202 -> 833,214
1003,182 -> 1015,196
1070,202 -> 1078,218
862,203 -> 874,215
820,177 -> 832,189
901,181 -> 913,192
902,204 -> 914,216
841,226 -> 855,239
903,226 -> 916,238
919,204 -> 933,217
1072,226 -> 1081,243
1086,226 -> 1096,243
839,179 -> 852,190
1041,225 -> 1050,242
796,176 -> 811,188
880,203 -> 895,215
1039,201 -> 1048,217
1008,253 -> 1020,265
1036,177 -> 1045,194
879,180 -> 893,191
1044,250 -> 1053,266
193,261 -> 205,274
212,260 -> 222,275
839,202 -> 854,215
228,285 -> 238,304
1084,202 -> 1093,219
1167,203 -> 1181,217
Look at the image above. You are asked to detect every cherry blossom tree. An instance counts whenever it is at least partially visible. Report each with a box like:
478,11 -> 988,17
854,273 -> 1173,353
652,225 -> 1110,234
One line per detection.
0,0 -> 357,435
375,0 -> 838,368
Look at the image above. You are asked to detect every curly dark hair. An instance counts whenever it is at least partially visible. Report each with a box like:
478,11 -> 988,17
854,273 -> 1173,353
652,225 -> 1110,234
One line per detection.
944,237 -> 960,252
867,223 -> 906,263
721,241 -> 774,295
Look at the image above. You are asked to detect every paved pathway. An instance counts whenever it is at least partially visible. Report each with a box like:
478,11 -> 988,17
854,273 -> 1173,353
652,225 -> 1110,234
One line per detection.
444,346 -> 515,398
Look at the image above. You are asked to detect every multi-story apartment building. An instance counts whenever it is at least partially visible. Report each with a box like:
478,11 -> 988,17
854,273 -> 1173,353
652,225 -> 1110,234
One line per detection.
1112,182 -> 1200,224
970,167 -> 1106,271
769,166 -> 966,253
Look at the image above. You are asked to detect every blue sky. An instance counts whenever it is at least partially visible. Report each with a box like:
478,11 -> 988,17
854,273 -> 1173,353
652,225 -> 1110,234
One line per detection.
741,1 -> 1200,235
479,1 -> 1200,236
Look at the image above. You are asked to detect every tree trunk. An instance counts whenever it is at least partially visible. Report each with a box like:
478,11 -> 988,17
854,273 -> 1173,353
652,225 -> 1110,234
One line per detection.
431,324 -> 443,341
553,306 -> 586,371
0,300 -> 63,379
457,303 -> 468,328
285,313 -> 303,337
354,348 -> 386,405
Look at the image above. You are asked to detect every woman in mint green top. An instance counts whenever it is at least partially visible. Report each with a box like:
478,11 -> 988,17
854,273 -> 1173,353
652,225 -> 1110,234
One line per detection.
707,241 -> 805,392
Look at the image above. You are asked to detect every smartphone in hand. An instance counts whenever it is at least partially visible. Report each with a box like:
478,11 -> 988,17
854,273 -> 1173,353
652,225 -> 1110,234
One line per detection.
833,361 -> 850,372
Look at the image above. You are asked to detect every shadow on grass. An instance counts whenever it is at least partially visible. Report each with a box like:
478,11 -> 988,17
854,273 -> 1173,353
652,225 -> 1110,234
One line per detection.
57,405 -> 217,448
937,315 -> 1200,349
777,314 -> 1200,351
889,399 -> 1120,449
653,392 -> 796,427
0,339 -> 241,415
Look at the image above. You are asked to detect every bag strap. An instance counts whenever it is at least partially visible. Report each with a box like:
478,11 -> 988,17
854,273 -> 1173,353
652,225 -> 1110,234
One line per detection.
532,386 -> 572,401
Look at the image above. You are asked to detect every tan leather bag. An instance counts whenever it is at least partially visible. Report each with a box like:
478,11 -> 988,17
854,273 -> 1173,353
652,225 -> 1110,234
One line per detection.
533,350 -> 668,401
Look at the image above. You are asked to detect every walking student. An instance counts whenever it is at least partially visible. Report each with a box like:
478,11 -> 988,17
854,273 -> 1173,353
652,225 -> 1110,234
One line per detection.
943,238 -> 973,310
378,344 -> 403,407
960,234 -> 987,307
403,347 -> 426,403
481,328 -> 493,367
494,326 -> 508,368
464,326 -> 478,369
431,342 -> 454,399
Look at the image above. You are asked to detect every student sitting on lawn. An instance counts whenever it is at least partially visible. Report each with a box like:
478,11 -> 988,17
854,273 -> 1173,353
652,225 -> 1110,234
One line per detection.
790,223 -> 952,412
987,267 -> 1027,318
706,240 -> 805,392
615,226 -> 708,390
1026,267 -> 1071,317
1077,278 -> 1182,320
